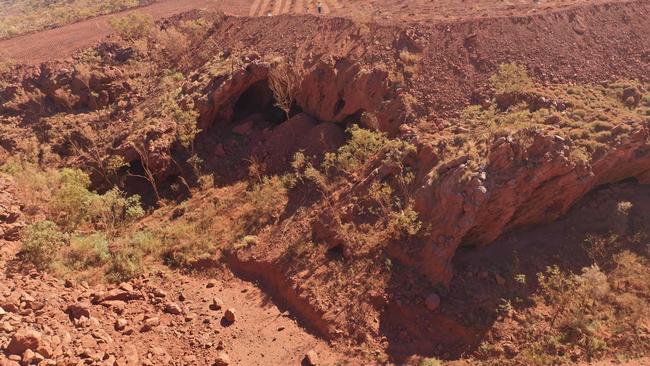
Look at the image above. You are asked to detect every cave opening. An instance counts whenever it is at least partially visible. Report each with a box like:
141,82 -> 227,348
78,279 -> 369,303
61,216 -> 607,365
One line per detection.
232,79 -> 287,125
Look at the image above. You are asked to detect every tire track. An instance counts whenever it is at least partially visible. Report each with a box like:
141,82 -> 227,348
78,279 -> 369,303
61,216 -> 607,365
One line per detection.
249,0 -> 263,16
282,0 -> 293,14
257,0 -> 272,16
294,0 -> 305,14
272,0 -> 284,15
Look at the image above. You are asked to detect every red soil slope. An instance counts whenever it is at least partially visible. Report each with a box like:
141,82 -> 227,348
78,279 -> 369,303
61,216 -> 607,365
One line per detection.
1,0 -> 643,64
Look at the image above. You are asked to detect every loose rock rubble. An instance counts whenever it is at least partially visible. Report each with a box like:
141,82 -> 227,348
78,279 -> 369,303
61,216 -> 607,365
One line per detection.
0,237 -> 339,365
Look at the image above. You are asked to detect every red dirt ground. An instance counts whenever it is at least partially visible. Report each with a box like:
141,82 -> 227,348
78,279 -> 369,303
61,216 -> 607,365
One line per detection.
0,0 -> 640,64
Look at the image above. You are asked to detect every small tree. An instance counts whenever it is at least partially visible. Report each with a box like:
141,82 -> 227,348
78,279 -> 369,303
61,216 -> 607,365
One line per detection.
51,168 -> 96,232
268,59 -> 301,120
22,221 -> 67,270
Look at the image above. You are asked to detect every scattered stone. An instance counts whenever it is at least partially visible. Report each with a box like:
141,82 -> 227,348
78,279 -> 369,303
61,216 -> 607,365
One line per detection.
63,279 -> 74,288
0,358 -> 20,366
115,318 -> 128,331
224,309 -> 236,323
141,317 -> 160,332
183,355 -> 197,363
19,293 -> 35,304
209,298 -> 224,311
152,288 -> 167,298
93,289 -> 142,303
1,322 -> 14,332
213,351 -> 230,366
164,302 -> 183,315
100,300 -> 126,314
119,282 -> 134,292
425,293 -> 441,312
206,280 -> 218,289
304,350 -> 319,365
65,303 -> 91,320
6,328 -> 42,355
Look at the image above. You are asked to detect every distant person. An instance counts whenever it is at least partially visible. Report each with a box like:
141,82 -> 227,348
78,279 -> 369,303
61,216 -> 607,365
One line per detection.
317,1 -> 323,14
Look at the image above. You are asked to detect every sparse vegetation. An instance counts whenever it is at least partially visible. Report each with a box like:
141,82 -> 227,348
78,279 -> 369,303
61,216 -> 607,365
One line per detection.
268,58 -> 301,120
22,221 -> 67,270
108,11 -> 156,42
489,63 -> 534,95
0,0 -> 153,39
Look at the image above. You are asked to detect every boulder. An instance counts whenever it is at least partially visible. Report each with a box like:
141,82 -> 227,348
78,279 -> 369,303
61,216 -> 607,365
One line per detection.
223,309 -> 236,323
213,352 -> 230,366
6,328 -> 42,355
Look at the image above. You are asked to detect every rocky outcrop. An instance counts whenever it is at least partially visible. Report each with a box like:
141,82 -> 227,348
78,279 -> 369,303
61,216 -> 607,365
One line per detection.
296,59 -> 411,134
197,58 -> 413,134
1,61 -> 132,118
0,177 -> 22,242
408,123 -> 650,285
197,62 -> 269,130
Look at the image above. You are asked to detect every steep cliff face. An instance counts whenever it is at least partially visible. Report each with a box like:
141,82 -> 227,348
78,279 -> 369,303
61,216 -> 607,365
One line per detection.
410,123 -> 650,285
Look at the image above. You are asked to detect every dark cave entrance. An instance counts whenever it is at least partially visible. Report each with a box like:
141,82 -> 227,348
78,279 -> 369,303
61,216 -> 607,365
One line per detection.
232,79 -> 302,125
233,79 -> 286,124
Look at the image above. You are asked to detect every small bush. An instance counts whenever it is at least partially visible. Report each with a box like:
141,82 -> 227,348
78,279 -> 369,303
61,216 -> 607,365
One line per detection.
109,12 -> 155,42
490,63 -> 534,95
93,188 -> 145,237
128,230 -> 160,256
159,221 -> 215,267
245,175 -> 289,228
327,125 -> 416,175
105,248 -> 143,283
419,358 -> 443,366
22,221 -> 67,270
51,168 -> 95,231
66,233 -> 110,270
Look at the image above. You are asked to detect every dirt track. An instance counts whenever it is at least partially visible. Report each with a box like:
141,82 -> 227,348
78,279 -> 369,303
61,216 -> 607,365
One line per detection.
0,0 -> 250,63
1,0 -> 638,64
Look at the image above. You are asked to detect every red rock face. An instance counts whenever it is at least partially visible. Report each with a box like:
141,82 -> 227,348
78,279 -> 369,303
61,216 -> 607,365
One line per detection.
198,59 -> 412,135
409,127 -> 650,285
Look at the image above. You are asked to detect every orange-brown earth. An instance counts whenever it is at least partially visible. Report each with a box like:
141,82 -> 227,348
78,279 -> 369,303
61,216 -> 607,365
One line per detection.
1,0 -> 650,365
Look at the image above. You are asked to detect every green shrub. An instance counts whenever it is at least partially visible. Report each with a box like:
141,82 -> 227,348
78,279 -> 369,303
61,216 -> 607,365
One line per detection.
159,221 -> 215,268
51,168 -> 95,231
22,221 -> 67,270
105,248 -> 143,283
245,175 -> 289,228
66,233 -> 110,270
325,125 -> 416,175
93,188 -> 145,237
419,358 -> 443,366
128,229 -> 160,256
109,12 -> 155,41
490,63 -> 534,95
